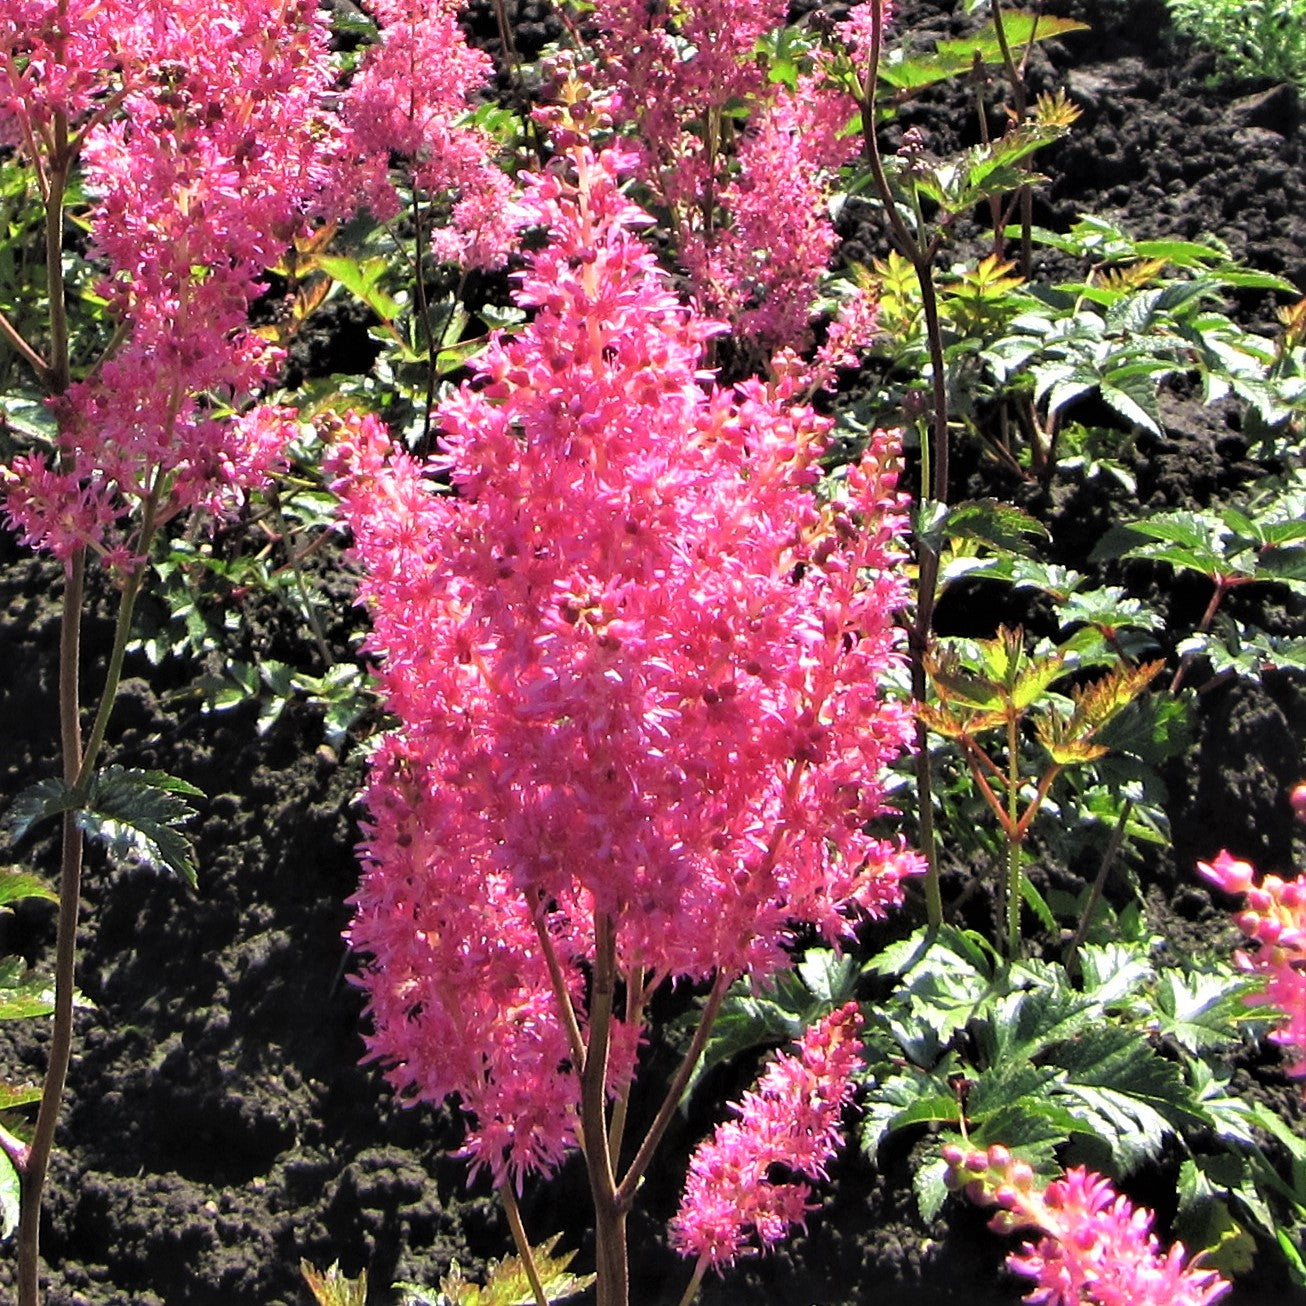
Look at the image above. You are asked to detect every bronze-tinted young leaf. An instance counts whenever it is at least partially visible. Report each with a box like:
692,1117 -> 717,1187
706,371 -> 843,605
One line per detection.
1033,88 -> 1082,131
1034,715 -> 1109,765
925,648 -> 1004,710
0,1079 -> 41,1110
301,1260 -> 367,1306
917,702 -> 972,741
977,625 -> 1030,695
433,1234 -> 594,1306
1009,652 -> 1068,711
1069,660 -> 1166,733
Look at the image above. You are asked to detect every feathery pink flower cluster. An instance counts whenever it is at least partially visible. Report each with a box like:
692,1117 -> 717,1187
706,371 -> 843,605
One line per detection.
588,0 -> 880,351
944,1145 -> 1230,1306
332,136 -> 918,1186
341,0 -> 515,266
1,0 -> 346,563
669,1002 -> 864,1270
1198,849 -> 1306,1082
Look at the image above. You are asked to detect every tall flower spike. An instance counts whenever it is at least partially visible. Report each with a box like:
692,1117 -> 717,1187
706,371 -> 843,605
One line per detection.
334,138 -> 918,1186
943,1145 -> 1231,1306
669,1003 -> 864,1272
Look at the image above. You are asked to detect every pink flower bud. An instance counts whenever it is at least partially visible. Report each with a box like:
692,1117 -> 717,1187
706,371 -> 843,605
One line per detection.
987,1144 -> 1012,1169
1291,782 -> 1306,820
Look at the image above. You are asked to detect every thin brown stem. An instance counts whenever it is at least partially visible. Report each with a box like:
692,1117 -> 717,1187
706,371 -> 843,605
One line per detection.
676,1257 -> 709,1306
580,914 -> 627,1306
614,969 -> 731,1208
18,547 -> 85,1306
1064,799 -> 1132,976
531,894 -> 587,1072
498,1183 -> 550,1306
0,307 -> 50,383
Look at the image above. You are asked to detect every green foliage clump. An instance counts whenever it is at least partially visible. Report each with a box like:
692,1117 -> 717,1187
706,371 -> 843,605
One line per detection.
1166,0 -> 1306,88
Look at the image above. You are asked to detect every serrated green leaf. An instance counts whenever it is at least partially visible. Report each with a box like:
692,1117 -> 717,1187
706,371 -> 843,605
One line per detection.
967,1062 -> 1059,1120
943,499 -> 1049,555
1051,1026 -> 1201,1172
6,777 -> 78,844
1076,941 -> 1155,1008
979,979 -> 1096,1065
76,767 -> 202,889
0,958 -> 55,1021
682,962 -> 841,1105
796,949 -> 858,1004
1153,969 -> 1254,1053
0,869 -> 57,908
915,1157 -> 951,1222
1099,374 -> 1164,436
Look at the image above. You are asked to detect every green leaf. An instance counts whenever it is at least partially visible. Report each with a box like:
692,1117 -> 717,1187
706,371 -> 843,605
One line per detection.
1153,969 -> 1255,1053
879,13 -> 1089,91
682,957 -> 850,1105
316,254 -> 404,322
1051,1025 -> 1201,1172
797,949 -> 859,1003
6,777 -> 80,844
0,869 -> 57,908
0,1151 -> 17,1240
915,1156 -> 951,1222
942,499 -> 1050,556
1019,875 -> 1057,932
978,976 -> 1097,1065
75,767 -> 204,890
1076,940 -> 1155,1008
0,957 -> 55,1021
1099,369 -> 1166,436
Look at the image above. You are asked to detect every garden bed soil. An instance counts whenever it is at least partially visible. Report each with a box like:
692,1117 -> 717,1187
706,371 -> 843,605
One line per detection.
2,0 -> 1305,1302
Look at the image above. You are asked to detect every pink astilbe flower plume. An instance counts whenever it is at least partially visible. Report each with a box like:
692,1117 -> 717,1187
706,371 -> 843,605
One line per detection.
1199,849 -> 1306,1083
1,0 -> 349,563
944,1145 -> 1230,1306
332,133 -> 919,1188
340,0 -> 516,267
587,0 -> 867,352
669,1002 -> 864,1273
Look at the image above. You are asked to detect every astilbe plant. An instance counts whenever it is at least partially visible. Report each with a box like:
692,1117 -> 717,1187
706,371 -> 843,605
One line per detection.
0,3 -> 350,1302
1199,849 -> 1306,1084
944,1144 -> 1231,1306
331,120 -> 918,1306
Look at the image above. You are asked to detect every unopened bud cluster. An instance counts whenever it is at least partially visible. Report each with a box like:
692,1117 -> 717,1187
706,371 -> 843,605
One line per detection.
1199,848 -> 1306,1082
944,1143 -> 1229,1305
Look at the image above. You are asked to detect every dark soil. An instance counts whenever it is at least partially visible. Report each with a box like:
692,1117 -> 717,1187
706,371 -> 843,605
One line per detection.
2,1 -> 1305,1303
